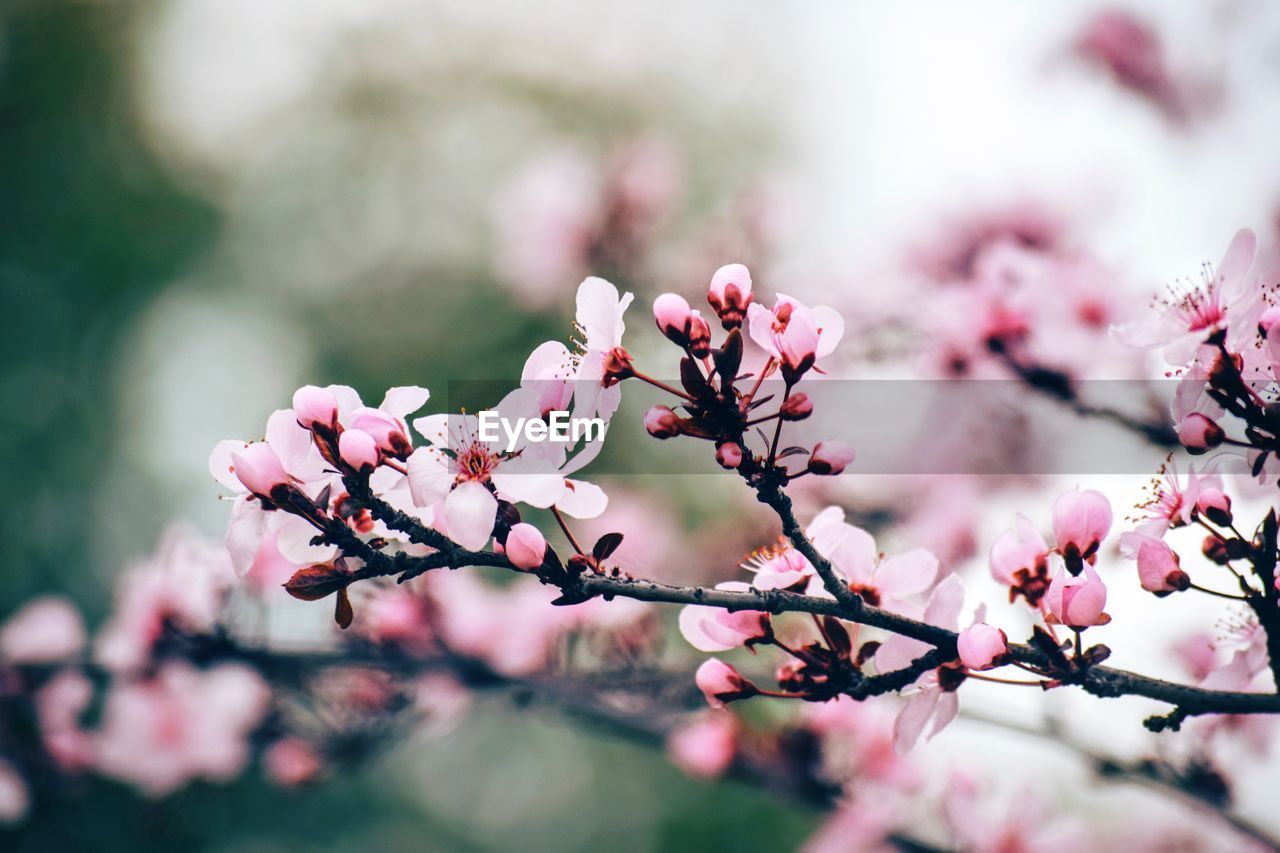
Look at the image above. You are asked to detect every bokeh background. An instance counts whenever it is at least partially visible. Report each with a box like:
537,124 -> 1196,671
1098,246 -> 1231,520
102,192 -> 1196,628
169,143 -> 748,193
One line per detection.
5,0 -> 1280,850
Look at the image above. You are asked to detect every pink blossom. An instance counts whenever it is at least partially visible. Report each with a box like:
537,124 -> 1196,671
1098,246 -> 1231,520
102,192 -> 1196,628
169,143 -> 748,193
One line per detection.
808,441 -> 854,476
715,441 -> 743,469
807,508 -> 937,612
746,294 -> 844,381
573,276 -> 635,419
1051,487 -> 1112,563
707,263 -> 753,330
1044,559 -> 1108,627
653,292 -> 695,345
94,662 -> 270,797
892,669 -> 960,754
666,713 -> 736,778
1121,532 -> 1188,594
338,428 -> 380,473
1177,412 -> 1224,454
0,596 -> 85,664
876,575 -> 965,674
695,659 -> 755,709
358,587 -> 433,651
504,523 -> 547,570
644,405 -> 680,438
943,773 -> 1089,852
229,442 -> 290,499
264,738 -> 324,788
679,582 -> 770,651
956,623 -> 1008,671
1114,228 -> 1261,363
1195,488 -> 1232,525
292,384 -> 338,430
1132,459 -> 1220,538
989,513 -> 1050,587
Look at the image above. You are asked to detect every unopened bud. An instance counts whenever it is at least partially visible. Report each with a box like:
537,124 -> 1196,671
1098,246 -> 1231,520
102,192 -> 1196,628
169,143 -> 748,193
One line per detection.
1195,488 -> 1233,526
688,312 -> 712,359
653,293 -> 694,346
715,441 -> 743,469
707,263 -> 753,330
350,408 -> 412,460
779,392 -> 813,421
1177,413 -> 1224,454
339,428 -> 380,473
504,522 -> 548,570
808,440 -> 854,475
231,443 -> 291,500
1203,534 -> 1230,564
645,406 -> 681,439
602,347 -> 635,387
293,385 -> 339,431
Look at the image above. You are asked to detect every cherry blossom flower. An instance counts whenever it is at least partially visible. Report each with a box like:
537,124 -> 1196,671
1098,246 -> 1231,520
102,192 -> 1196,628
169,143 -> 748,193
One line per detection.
707,263 -> 753,330
1120,532 -> 1189,595
811,508 -> 938,612
1114,228 -> 1261,364
956,623 -> 1008,671
679,582 -> 770,651
94,662 -> 270,797
666,712 -> 736,779
1131,459 -> 1221,539
1051,487 -> 1112,565
0,596 -> 85,664
1044,557 -> 1108,627
572,276 -> 635,419
989,513 -> 1051,601
695,659 -> 756,708
943,773 -> 1088,852
746,294 -> 844,381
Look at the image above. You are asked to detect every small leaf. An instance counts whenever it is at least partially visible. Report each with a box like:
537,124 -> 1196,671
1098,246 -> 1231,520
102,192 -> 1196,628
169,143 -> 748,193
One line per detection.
713,329 -> 743,389
334,588 -> 354,629
821,616 -> 852,657
855,640 -> 881,666
285,565 -> 348,601
679,357 -> 712,399
776,446 -> 810,459
592,532 -> 624,562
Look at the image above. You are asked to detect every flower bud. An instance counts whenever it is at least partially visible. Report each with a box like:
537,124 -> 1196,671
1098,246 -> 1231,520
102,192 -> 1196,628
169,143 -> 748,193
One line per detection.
504,522 -> 548,570
1051,488 -> 1112,567
645,406 -> 681,439
602,347 -> 635,387
779,392 -> 813,421
653,293 -> 694,345
1195,488 -> 1232,526
707,263 -> 753,330
695,659 -> 757,708
1202,534 -> 1231,564
293,385 -> 339,431
231,443 -> 290,500
808,441 -> 854,475
957,623 -> 1008,671
350,408 -> 412,459
688,311 -> 713,359
1177,413 -> 1225,454
1132,534 -> 1189,594
1045,561 -> 1107,627
339,428 -> 380,473
715,441 -> 743,469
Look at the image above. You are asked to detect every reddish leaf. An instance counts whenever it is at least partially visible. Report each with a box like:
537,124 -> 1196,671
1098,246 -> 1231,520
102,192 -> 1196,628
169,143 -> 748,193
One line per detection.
334,588 -> 354,629
285,565 -> 348,601
592,532 -> 624,562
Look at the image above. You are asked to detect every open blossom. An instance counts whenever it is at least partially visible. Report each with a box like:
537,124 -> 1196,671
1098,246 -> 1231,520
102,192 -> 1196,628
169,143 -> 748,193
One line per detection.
814,508 -> 937,612
0,596 -> 86,664
1044,557 -> 1108,627
1113,228 -> 1262,363
746,294 -> 844,381
679,582 -> 770,651
573,276 -> 635,419
1051,487 -> 1112,564
956,623 -> 1008,671
666,713 -> 736,779
1132,460 -> 1220,538
95,662 -> 270,798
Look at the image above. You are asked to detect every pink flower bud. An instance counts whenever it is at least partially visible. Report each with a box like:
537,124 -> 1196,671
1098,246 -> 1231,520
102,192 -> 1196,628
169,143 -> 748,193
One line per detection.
1045,562 -> 1108,627
708,263 -> 753,330
504,523 -> 547,570
1195,487 -> 1232,525
653,293 -> 694,345
351,408 -> 412,459
715,441 -> 743,469
339,429 -> 379,473
1051,488 -> 1112,564
777,309 -> 820,381
808,441 -> 854,475
645,405 -> 681,439
1130,534 -> 1188,594
292,385 -> 339,431
230,443 -> 290,499
779,392 -> 813,420
956,623 -> 1008,671
695,659 -> 756,708
1177,413 -> 1224,454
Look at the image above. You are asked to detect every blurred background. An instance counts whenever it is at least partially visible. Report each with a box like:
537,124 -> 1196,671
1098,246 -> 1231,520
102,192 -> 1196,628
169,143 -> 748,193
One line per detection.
4,0 -> 1280,849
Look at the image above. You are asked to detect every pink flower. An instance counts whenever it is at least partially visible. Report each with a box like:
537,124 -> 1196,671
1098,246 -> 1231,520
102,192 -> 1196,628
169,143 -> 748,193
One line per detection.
679,582 -> 770,651
1195,488 -> 1232,525
1121,532 -> 1189,595
956,623 -> 1008,671
0,760 -> 28,825
808,508 -> 937,612
746,294 -> 844,382
715,441 -> 743,469
0,596 -> 85,664
989,513 -> 1050,587
1177,413 -> 1224,454
337,428 -> 379,473
695,659 -> 756,709
291,385 -> 339,431
504,523 -> 547,570
808,441 -> 854,476
943,773 -> 1089,852
892,669 -> 959,754
667,713 -> 736,779
229,442 -> 290,500
1114,228 -> 1262,363
1051,487 -> 1112,564
264,738 -> 324,788
573,276 -> 635,419
1132,459 -> 1220,538
1044,559 -> 1108,627
653,292 -> 695,345
94,662 -> 270,797
707,263 -> 753,330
